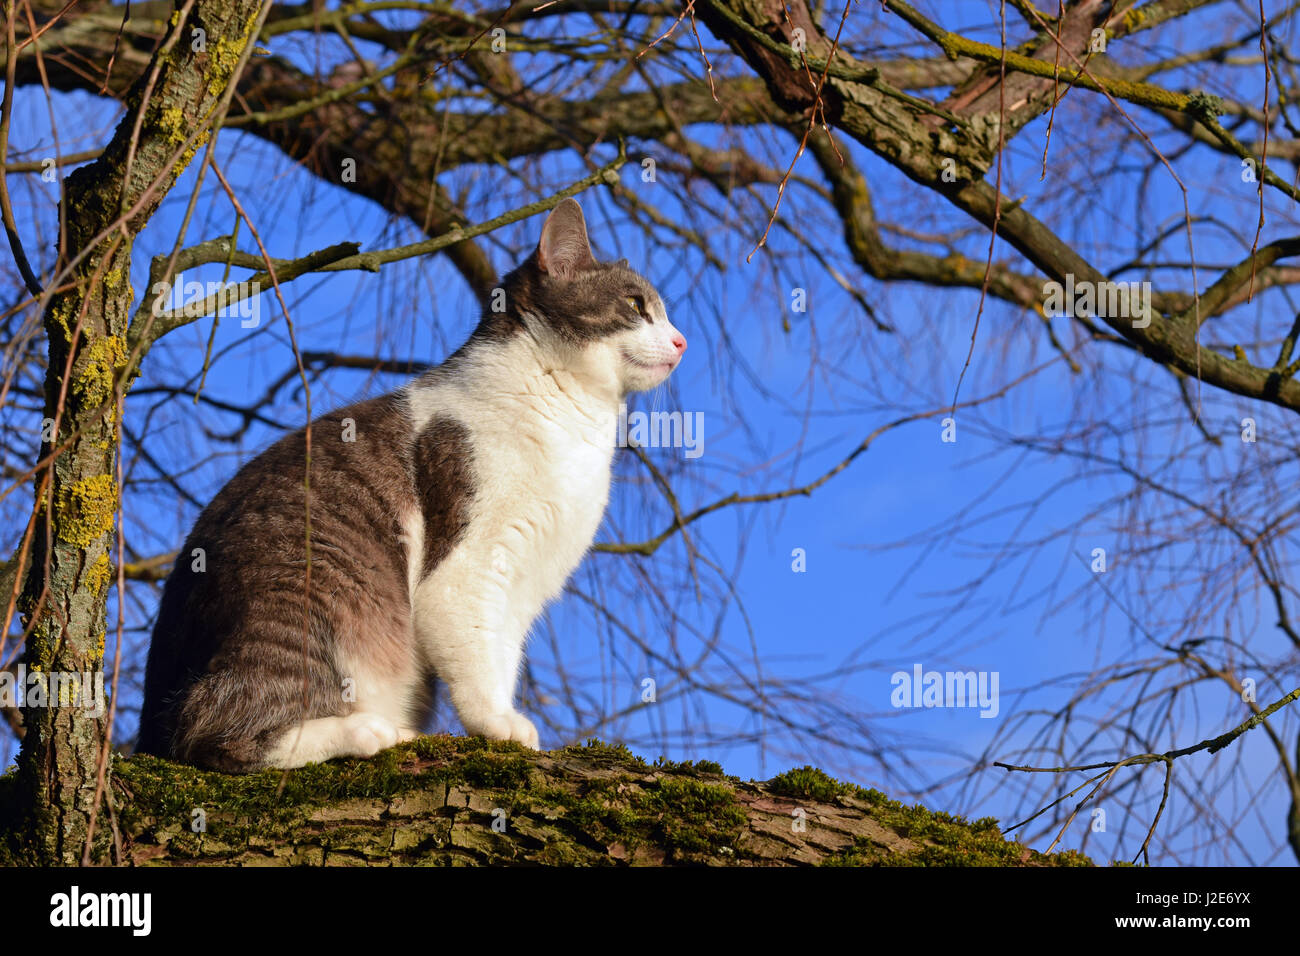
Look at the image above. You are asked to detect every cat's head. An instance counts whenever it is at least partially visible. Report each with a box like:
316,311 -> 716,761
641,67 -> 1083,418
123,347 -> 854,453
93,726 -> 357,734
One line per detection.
491,198 -> 686,395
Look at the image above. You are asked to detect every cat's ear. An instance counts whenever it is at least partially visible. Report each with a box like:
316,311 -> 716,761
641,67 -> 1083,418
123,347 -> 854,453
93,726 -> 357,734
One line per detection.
537,198 -> 596,280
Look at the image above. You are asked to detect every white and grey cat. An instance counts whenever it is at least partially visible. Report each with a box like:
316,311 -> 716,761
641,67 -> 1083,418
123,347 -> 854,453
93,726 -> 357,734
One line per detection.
137,198 -> 687,772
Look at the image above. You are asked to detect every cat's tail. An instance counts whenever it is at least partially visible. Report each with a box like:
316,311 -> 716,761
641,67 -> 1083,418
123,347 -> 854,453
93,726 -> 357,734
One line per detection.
167,647 -> 344,774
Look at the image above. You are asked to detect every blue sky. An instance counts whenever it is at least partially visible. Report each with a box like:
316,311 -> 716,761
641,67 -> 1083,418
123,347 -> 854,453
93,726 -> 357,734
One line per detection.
3,0 -> 1298,865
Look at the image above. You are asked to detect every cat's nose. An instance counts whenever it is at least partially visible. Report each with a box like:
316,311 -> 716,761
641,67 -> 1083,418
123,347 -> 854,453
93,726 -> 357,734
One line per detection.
671,332 -> 687,355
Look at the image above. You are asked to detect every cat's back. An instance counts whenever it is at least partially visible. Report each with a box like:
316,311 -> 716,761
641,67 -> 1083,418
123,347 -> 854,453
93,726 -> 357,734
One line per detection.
192,392 -> 417,558
137,392 -> 420,755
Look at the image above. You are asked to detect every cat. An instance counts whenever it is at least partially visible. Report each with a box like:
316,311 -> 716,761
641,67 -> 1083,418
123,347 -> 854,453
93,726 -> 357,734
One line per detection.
135,198 -> 687,772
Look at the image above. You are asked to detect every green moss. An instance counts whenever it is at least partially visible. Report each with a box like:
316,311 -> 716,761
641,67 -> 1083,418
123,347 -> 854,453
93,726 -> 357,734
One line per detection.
652,756 -> 726,777
650,778 -> 747,854
770,765 -> 1090,867
547,773 -> 747,863
573,738 -> 647,767
0,740 -> 1095,866
119,746 -> 426,827
107,736 -> 546,853
0,767 -> 24,865
823,815 -> 1093,867
769,764 -> 895,806
833,802 -> 1093,866
408,734 -> 462,762
769,765 -> 856,803
457,749 -> 533,791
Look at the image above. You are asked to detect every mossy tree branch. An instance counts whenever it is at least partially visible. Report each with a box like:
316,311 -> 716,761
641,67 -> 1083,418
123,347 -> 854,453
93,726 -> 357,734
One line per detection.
1,738 -> 1093,866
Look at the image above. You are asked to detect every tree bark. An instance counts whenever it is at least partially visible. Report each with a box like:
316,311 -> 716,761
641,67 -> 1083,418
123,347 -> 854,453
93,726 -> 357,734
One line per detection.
15,0 -> 265,864
2,738 -> 1091,867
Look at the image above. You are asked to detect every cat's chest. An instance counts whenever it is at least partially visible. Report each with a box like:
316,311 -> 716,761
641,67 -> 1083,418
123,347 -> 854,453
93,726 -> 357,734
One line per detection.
471,407 -> 614,542
427,387 -> 614,561
405,377 -> 619,606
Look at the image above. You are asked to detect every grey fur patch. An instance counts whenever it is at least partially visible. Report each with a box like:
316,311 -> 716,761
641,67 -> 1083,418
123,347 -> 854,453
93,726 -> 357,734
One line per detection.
410,419 -> 475,578
137,394 -> 420,772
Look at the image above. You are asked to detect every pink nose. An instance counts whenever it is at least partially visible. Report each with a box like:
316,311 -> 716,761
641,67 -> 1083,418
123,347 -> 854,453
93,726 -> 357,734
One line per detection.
671,333 -> 687,355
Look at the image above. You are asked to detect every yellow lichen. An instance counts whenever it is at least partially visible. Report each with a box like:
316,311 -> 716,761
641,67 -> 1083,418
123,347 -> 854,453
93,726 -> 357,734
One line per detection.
208,35 -> 246,97
46,297 -> 75,339
73,334 -> 126,408
160,106 -> 186,143
57,474 -> 118,548
85,551 -> 112,595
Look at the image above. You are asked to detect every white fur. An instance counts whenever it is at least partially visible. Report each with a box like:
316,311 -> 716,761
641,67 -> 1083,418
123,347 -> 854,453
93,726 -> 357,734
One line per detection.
300,301 -> 685,760
265,713 -> 418,768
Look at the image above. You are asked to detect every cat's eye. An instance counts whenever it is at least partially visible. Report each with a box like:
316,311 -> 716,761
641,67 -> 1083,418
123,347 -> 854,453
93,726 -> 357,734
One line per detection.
624,295 -> 644,314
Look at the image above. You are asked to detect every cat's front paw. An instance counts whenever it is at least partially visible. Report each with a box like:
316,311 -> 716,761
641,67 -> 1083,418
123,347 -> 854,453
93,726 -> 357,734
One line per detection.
468,711 -> 540,750
506,712 -> 540,750
342,712 -> 402,757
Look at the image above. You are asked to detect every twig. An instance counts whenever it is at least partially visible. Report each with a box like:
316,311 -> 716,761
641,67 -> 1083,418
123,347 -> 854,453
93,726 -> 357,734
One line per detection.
0,0 -> 43,296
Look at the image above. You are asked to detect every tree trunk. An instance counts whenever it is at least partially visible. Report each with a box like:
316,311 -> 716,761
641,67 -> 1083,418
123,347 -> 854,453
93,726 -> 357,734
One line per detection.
15,0 -> 265,864
0,738 -> 1093,866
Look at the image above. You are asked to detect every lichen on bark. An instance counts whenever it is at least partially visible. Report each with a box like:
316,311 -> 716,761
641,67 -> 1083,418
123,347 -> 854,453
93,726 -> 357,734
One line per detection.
14,0 -> 267,865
